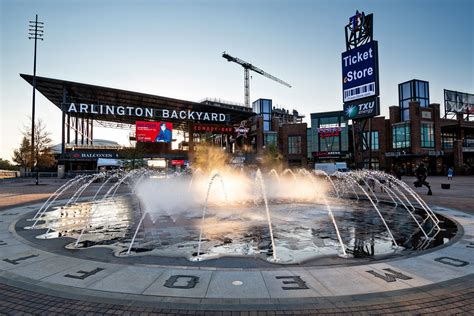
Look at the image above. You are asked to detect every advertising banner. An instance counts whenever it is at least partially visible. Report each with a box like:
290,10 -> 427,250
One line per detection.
343,97 -> 380,120
342,41 -> 379,102
136,121 -> 173,143
444,90 -> 474,114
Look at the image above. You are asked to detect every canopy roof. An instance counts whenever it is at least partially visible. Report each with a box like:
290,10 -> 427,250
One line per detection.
20,74 -> 254,129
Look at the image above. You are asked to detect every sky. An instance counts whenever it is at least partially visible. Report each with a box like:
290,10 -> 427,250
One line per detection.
1,0 -> 473,162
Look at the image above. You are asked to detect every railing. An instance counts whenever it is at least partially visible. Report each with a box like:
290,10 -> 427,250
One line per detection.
22,172 -> 58,178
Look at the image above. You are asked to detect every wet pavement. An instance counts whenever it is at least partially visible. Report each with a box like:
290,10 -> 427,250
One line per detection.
0,175 -> 473,315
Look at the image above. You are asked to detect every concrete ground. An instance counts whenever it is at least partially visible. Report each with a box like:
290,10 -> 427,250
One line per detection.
0,175 -> 473,315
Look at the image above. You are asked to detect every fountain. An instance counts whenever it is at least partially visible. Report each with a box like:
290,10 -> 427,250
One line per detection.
25,166 -> 456,265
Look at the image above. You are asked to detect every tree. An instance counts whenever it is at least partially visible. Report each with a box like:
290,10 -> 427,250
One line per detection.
260,143 -> 283,171
0,158 -> 18,170
12,119 -> 55,170
12,137 -> 33,169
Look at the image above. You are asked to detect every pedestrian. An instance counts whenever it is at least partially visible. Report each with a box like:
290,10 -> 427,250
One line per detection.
447,167 -> 454,180
414,163 -> 432,195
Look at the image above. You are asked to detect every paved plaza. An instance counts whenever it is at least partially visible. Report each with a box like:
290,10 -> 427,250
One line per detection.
0,176 -> 473,315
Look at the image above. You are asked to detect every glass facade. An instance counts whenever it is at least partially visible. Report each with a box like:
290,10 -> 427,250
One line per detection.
363,158 -> 380,170
392,123 -> 411,149
362,131 -> 379,150
309,112 -> 349,155
441,132 -> 455,149
253,99 -> 272,132
421,122 -> 435,148
288,136 -> 302,154
264,132 -> 277,146
398,80 -> 430,121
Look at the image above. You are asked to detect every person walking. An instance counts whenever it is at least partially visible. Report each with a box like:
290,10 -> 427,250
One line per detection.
447,167 -> 454,180
414,163 -> 432,195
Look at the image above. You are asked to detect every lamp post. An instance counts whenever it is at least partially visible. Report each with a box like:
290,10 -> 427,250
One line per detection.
28,14 -> 44,185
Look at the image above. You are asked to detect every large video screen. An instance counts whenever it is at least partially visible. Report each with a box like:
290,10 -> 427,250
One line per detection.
136,121 -> 173,143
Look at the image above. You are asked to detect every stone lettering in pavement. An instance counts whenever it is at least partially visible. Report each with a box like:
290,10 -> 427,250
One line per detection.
64,268 -> 104,280
164,275 -> 199,289
0,240 -> 7,246
434,257 -> 469,267
275,276 -> 309,290
366,268 -> 413,283
2,254 -> 39,265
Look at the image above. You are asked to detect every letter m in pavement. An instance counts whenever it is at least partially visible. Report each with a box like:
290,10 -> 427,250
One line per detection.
366,268 -> 413,283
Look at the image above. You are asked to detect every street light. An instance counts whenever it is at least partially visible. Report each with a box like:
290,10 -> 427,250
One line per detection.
28,14 -> 44,185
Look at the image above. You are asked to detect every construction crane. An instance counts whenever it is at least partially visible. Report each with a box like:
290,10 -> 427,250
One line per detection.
222,52 -> 291,107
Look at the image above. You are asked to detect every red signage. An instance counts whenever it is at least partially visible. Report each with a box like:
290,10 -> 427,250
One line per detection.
192,124 -> 234,134
171,160 -> 185,165
312,151 -> 342,157
136,121 -> 173,143
318,127 -> 342,139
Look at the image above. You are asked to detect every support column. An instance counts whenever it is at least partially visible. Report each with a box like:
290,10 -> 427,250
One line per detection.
61,86 -> 66,156
67,114 -> 70,144
75,116 -> 78,146
90,120 -> 93,145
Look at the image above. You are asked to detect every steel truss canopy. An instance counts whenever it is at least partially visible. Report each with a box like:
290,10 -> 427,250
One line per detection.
20,74 -> 254,130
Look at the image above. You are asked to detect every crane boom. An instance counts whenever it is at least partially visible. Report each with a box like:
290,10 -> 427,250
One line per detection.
222,52 -> 291,107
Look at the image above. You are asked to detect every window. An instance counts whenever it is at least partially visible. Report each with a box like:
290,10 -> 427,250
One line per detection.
392,123 -> 411,149
363,158 -> 380,170
421,122 -> 434,148
398,80 -> 430,121
288,136 -> 302,154
263,121 -> 270,131
441,132 -> 455,149
264,132 -> 277,146
362,131 -> 379,150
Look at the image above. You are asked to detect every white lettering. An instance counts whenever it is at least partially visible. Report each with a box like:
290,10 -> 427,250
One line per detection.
90,104 -> 98,114
203,113 -> 210,121
146,108 -> 153,117
211,113 -> 218,121
127,107 -> 134,115
68,103 -> 77,112
162,109 -> 169,118
188,110 -> 195,120
219,113 -> 226,122
106,105 -> 114,115
179,111 -> 186,119
117,106 -> 125,115
171,110 -> 178,119
80,103 -> 88,113
196,112 -> 202,120
135,108 -> 143,116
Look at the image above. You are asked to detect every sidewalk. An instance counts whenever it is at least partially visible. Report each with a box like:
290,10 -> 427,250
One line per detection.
402,175 -> 474,214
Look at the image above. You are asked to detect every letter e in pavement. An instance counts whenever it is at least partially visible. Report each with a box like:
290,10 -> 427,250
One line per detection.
275,276 -> 309,290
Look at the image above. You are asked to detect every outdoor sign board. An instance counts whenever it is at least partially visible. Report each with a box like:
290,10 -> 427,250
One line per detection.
192,124 -> 234,134
70,151 -> 118,159
342,41 -> 379,103
444,90 -> 474,115
63,103 -> 229,122
317,127 -> 342,139
312,151 -> 343,157
171,160 -> 186,165
136,121 -> 173,143
343,97 -> 380,120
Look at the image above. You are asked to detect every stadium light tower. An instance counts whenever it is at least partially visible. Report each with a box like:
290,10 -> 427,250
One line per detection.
28,14 -> 44,185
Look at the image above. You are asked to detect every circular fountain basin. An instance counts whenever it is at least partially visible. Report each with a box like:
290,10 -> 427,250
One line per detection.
24,194 -> 457,265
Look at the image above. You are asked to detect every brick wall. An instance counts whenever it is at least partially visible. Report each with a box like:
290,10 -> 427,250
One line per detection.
279,123 -> 307,167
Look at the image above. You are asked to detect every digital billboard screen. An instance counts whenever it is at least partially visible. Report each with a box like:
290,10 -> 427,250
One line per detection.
136,121 -> 173,143
342,41 -> 379,103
